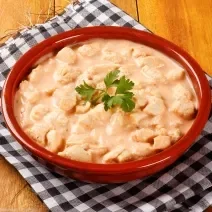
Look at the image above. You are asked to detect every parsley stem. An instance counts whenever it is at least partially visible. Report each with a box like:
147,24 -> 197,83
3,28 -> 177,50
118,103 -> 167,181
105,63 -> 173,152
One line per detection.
91,90 -> 106,105
95,89 -> 105,92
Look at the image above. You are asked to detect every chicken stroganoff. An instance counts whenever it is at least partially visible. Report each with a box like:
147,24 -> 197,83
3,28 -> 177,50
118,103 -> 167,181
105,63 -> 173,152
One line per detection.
14,39 -> 198,164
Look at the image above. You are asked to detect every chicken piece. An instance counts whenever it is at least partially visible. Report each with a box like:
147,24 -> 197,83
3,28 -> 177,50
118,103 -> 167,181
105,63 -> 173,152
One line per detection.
56,47 -> 77,64
129,112 -> 149,126
106,111 -> 125,135
90,104 -> 111,121
166,69 -> 185,81
117,150 -> 134,163
139,118 -> 153,128
78,143 -> 91,150
133,82 -> 143,90
144,96 -> 166,116
75,104 -> 111,132
155,124 -> 165,129
59,145 -> 92,162
20,118 -> 31,129
120,48 -> 133,57
119,65 -> 135,77
141,66 -> 165,82
30,104 -> 49,121
23,90 -> 40,104
58,94 -> 76,112
153,135 -> 171,150
56,113 -> 69,126
169,117 -> 183,127
75,72 -> 94,87
134,89 -> 145,97
78,43 -> 100,57
119,67 -> 131,77
27,124 -> 49,146
171,99 -> 195,120
28,60 -> 57,80
66,141 -> 92,149
19,104 -> 33,128
53,84 -> 76,104
132,143 -> 154,158
19,80 -> 32,91
76,101 -> 91,114
172,84 -> 193,101
87,64 -> 119,85
133,89 -> 148,109
88,147 -> 108,157
135,56 -> 164,68
132,46 -> 151,58
44,110 -> 69,129
54,65 -> 81,84
90,128 -> 102,142
131,128 -> 155,143
92,75 -> 105,85
73,104 -> 111,133
168,128 -> 182,142
155,127 -> 167,136
102,50 -> 123,63
87,64 -> 119,77
134,114 -> 163,128
151,115 -> 163,126
145,86 -> 162,98
66,134 -> 96,146
19,81 -> 39,103
15,102 -> 34,129
102,146 -> 125,163
43,87 -> 57,96
71,121 -> 91,134
28,67 -> 40,83
46,130 -> 64,153
42,58 -> 58,73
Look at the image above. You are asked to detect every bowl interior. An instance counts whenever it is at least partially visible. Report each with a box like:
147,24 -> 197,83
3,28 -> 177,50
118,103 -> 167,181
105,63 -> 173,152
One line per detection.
1,26 -> 211,173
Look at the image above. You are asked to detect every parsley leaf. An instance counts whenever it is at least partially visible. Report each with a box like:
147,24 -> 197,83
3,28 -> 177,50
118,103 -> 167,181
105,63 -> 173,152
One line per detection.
104,69 -> 120,88
119,94 -> 135,112
105,96 -> 123,109
116,76 -> 134,94
75,81 -> 95,102
103,93 -> 135,112
102,94 -> 111,111
121,91 -> 134,99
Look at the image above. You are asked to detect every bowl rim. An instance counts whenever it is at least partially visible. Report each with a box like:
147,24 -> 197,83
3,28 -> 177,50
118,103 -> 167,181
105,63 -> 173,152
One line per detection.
1,26 -> 211,174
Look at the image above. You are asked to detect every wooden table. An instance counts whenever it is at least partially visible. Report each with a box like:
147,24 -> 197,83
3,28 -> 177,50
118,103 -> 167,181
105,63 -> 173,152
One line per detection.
0,0 -> 211,211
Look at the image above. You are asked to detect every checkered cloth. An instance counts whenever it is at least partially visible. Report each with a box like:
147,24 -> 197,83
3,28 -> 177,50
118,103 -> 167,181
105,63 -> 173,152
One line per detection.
0,0 -> 211,211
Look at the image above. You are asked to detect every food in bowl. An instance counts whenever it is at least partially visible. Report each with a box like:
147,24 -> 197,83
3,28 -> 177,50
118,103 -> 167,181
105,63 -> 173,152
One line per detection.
14,38 -> 198,164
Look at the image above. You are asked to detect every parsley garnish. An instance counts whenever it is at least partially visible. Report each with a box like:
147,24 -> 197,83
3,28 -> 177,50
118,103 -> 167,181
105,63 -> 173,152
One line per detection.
75,81 -> 96,102
75,70 -> 135,112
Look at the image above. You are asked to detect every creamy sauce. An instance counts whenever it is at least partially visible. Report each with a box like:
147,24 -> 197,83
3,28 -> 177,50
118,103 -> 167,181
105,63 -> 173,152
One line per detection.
14,39 -> 198,164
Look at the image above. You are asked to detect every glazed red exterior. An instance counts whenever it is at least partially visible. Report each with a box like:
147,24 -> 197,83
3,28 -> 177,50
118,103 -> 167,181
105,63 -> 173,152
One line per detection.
1,26 -> 211,183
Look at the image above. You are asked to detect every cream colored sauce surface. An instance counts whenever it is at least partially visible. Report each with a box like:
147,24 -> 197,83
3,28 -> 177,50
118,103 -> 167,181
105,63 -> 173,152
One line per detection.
14,39 -> 198,164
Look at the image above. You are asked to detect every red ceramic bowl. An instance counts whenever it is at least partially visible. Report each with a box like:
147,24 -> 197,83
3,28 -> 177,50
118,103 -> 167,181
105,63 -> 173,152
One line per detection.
1,26 -> 211,183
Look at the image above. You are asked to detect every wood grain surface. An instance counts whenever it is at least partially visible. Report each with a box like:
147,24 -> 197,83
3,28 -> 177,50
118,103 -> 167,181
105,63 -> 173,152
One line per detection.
0,0 -> 211,211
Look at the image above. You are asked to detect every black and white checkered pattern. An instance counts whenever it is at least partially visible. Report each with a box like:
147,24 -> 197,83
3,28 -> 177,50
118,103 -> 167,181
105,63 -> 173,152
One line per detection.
0,0 -> 211,211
